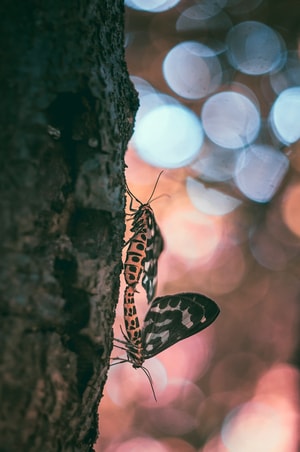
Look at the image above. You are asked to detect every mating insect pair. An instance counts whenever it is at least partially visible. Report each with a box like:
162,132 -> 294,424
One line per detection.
112,173 -> 220,399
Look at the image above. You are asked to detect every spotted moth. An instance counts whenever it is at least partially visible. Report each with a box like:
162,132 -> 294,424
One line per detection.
113,291 -> 220,399
124,172 -> 164,303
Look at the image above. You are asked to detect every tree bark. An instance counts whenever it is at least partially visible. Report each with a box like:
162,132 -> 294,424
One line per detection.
0,1 -> 138,450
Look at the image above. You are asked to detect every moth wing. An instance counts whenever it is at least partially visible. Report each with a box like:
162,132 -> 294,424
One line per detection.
142,219 -> 164,303
141,292 -> 220,358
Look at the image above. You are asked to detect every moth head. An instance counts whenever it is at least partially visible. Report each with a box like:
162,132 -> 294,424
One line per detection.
127,349 -> 144,368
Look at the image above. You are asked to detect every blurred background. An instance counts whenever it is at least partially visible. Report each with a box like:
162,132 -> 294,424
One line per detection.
96,1 -> 299,451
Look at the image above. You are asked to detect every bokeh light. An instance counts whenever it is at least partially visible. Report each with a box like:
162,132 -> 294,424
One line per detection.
130,75 -> 156,97
219,363 -> 299,452
269,50 -> 300,94
186,176 -> 242,215
226,21 -> 286,75
191,141 -> 239,182
269,86 -> 300,145
202,244 -> 247,295
234,144 -> 289,202
162,205 -> 222,262
176,4 -> 232,34
98,2 -> 299,451
133,103 -> 204,168
201,91 -> 261,148
222,401 -> 290,452
156,330 -> 218,384
125,0 -> 180,13
163,41 -> 222,99
249,224 -> 295,271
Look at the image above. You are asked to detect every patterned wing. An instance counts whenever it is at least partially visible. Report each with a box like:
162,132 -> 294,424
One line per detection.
142,213 -> 164,303
141,292 -> 220,358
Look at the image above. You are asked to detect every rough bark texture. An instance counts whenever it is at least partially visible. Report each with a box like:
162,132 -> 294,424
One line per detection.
0,1 -> 138,451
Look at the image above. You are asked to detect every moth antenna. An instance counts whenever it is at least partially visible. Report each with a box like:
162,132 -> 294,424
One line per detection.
110,358 -> 157,400
146,170 -> 164,204
125,170 -> 164,207
141,365 -> 157,402
150,193 -> 170,204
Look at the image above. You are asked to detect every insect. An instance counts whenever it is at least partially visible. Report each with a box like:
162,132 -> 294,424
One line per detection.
122,285 -> 142,354
112,285 -> 157,399
124,172 -> 164,303
113,291 -> 220,400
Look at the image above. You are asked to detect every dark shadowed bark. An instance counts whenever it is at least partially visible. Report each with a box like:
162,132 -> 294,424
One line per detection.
0,1 -> 138,450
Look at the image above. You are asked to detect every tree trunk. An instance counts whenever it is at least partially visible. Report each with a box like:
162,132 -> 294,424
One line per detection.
0,1 -> 138,450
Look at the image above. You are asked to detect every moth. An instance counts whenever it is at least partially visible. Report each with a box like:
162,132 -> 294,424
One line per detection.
113,291 -> 220,400
124,172 -> 164,303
